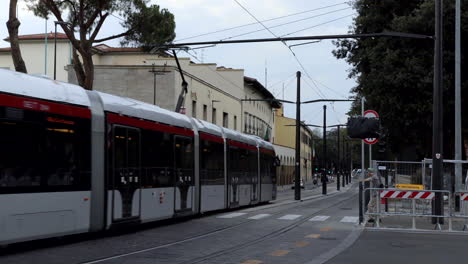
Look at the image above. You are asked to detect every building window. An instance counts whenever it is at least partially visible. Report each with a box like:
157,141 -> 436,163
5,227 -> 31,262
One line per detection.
234,115 -> 237,130
223,112 -> 228,128
212,108 -> 217,124
203,104 -> 207,121
192,101 -> 197,118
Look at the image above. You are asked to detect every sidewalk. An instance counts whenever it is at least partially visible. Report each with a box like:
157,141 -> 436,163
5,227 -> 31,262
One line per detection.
275,179 -> 354,202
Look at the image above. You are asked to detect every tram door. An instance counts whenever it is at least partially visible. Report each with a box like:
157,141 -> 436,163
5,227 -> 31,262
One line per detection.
112,126 -> 141,221
174,136 -> 194,215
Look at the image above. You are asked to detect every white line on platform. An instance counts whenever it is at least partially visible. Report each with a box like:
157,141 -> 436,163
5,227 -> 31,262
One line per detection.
248,214 -> 271,220
340,216 -> 359,223
278,214 -> 302,220
217,213 -> 247,219
309,215 -> 330,222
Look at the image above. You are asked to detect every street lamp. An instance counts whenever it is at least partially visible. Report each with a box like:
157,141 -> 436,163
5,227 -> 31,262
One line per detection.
54,21 -> 70,80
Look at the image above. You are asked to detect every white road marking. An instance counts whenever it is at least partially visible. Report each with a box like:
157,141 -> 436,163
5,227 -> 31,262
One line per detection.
309,215 -> 330,222
278,214 -> 302,220
217,212 -> 247,219
248,214 -> 271,220
340,216 -> 359,223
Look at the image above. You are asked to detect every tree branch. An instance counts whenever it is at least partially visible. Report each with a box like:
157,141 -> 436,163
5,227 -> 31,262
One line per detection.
41,0 -> 81,51
93,30 -> 131,43
89,12 -> 109,41
84,9 -> 101,30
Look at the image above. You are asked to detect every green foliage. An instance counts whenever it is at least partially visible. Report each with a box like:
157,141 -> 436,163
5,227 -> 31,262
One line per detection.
120,4 -> 176,49
334,0 -> 468,160
24,0 -> 176,89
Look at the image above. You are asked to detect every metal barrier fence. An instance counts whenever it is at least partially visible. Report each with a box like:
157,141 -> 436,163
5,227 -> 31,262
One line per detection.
373,161 -> 424,188
364,188 -> 452,230
422,159 -> 468,191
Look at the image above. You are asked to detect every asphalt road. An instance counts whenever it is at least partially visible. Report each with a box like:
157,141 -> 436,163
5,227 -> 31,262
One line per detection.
327,230 -> 468,264
0,182 -> 360,264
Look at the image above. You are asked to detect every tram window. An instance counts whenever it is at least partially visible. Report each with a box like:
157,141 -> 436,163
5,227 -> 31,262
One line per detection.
174,137 -> 194,169
141,130 -> 173,188
249,150 -> 258,181
200,139 -> 224,185
0,106 -> 91,193
260,153 -> 273,184
0,121 -> 43,188
174,136 -> 194,185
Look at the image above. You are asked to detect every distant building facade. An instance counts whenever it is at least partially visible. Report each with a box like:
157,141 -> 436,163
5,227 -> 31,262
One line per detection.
273,106 -> 314,185
0,33 -> 280,136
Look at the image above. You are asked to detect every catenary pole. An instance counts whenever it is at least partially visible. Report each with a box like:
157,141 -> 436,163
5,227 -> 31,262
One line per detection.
295,71 -> 301,200
342,132 -> 346,187
432,0 -> 444,225
359,97 -> 365,224
455,0 -> 462,197
337,125 -> 341,191
322,105 -> 327,195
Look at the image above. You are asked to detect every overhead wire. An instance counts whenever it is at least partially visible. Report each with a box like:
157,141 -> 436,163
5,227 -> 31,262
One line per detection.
302,77 -> 326,99
220,7 -> 352,41
176,2 -> 350,41
280,14 -> 355,37
304,75 -> 349,99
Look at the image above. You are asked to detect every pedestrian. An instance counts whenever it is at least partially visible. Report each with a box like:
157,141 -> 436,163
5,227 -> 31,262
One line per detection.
362,168 -> 383,223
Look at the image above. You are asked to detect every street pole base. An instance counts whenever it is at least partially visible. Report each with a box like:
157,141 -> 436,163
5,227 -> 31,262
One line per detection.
463,224 -> 468,231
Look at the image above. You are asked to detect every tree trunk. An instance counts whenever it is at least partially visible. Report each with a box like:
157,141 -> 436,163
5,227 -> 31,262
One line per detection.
72,48 -> 86,87
6,0 -> 27,73
81,52 -> 94,90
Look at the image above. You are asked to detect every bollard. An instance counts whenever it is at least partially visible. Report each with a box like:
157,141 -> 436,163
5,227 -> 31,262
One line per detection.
376,190 -> 380,228
412,199 -> 416,229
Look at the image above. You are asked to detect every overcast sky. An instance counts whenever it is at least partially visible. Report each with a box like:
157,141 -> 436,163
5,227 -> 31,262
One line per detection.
0,0 -> 357,130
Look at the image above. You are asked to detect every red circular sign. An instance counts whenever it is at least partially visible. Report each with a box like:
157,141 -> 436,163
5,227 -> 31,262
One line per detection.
363,110 -> 379,145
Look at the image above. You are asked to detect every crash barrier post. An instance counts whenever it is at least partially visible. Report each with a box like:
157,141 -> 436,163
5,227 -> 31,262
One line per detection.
452,191 -> 468,231
363,188 -> 451,231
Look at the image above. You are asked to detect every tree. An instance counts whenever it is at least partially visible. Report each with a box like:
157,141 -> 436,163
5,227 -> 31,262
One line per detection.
26,0 -> 176,90
7,0 -> 28,73
334,0 -> 468,160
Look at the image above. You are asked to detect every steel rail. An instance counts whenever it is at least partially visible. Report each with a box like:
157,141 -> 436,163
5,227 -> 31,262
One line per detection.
82,186 -> 357,264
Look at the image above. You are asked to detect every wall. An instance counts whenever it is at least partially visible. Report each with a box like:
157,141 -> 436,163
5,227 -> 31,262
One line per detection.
0,40 -> 71,81
274,144 -> 295,186
243,83 -> 275,141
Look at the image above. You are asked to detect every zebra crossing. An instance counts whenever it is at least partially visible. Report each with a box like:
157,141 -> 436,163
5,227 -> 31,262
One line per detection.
216,213 -> 358,223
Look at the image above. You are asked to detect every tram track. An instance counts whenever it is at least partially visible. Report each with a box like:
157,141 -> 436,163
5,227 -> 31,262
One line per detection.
81,186 -> 358,264
180,189 -> 358,264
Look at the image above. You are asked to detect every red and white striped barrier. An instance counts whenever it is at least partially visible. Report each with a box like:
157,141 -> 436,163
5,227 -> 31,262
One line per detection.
380,190 -> 435,199
459,193 -> 468,201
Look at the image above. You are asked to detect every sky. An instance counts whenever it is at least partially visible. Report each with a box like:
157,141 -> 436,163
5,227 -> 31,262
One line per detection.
0,0 -> 358,131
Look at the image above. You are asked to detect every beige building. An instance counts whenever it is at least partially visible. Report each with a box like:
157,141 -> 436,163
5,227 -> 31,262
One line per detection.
243,77 -> 280,141
0,33 -> 72,81
273,106 -> 314,185
0,33 -> 279,135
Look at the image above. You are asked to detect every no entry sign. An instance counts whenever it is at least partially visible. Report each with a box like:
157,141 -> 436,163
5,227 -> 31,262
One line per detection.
363,110 -> 379,144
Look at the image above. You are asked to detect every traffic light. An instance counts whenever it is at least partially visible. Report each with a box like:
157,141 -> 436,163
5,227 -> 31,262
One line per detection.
347,117 -> 381,139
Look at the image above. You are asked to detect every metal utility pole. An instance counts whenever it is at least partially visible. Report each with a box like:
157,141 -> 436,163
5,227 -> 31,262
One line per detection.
337,125 -> 341,191
345,140 -> 349,185
322,105 -> 327,195
359,96 -> 365,224
432,0 -> 444,225
455,0 -> 462,197
342,132 -> 346,187
294,71 -> 301,200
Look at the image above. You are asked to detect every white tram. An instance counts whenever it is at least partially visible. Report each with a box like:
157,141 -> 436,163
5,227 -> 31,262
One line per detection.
0,69 -> 277,245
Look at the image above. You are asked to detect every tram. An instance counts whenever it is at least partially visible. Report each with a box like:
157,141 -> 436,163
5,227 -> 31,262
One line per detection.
0,69 -> 277,245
